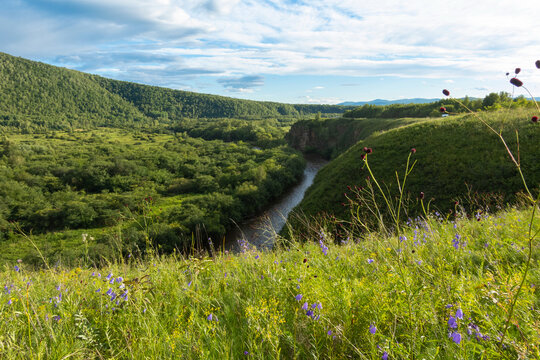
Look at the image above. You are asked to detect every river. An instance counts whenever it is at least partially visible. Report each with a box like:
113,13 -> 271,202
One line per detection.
224,155 -> 327,251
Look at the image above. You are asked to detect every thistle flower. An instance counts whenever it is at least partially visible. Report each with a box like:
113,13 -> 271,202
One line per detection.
532,116 -> 538,123
510,77 -> 523,87
442,89 -> 450,96
515,67 -> 521,74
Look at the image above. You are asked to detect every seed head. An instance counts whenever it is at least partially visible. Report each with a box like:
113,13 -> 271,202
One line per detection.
506,72 -> 510,76
532,116 -> 538,123
510,77 -> 523,87
536,60 -> 540,69
515,67 -> 521,74
419,191 -> 425,200
442,89 -> 450,96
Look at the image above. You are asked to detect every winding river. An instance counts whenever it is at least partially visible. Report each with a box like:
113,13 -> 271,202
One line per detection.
225,155 -> 327,251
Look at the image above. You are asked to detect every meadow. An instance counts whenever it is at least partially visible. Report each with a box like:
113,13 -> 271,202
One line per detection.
1,206 -> 538,359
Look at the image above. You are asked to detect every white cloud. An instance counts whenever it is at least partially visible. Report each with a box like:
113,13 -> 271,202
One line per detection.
1,0 -> 539,93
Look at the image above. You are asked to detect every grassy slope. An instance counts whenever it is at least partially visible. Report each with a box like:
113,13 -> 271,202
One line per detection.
0,52 -> 349,127
0,207 -> 538,359
294,109 -> 540,221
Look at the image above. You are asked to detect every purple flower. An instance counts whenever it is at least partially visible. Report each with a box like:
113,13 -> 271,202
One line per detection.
448,316 -> 458,329
244,351 -> 249,355
295,294 -> 303,301
306,309 -> 314,317
327,330 -> 332,336
207,313 -> 213,321
14,265 -> 19,272
7,299 -> 12,305
369,324 -> 377,334
116,277 -> 123,283
367,259 -> 374,264
450,331 -> 461,344
382,351 -> 388,360
455,308 -> 463,320
302,302 -> 308,310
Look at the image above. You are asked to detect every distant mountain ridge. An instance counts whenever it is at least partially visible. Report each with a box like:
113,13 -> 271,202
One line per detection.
339,98 -> 448,106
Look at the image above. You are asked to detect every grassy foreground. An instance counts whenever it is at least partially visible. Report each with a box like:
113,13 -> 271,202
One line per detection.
1,207 -> 538,359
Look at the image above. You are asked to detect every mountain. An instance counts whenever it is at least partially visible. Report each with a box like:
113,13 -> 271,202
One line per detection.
0,52 -> 352,132
338,98 -> 442,106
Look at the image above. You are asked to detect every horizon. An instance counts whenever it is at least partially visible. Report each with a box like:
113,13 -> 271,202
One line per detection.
1,0 -> 539,104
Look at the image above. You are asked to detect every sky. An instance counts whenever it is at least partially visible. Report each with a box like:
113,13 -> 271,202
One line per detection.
1,0 -> 539,104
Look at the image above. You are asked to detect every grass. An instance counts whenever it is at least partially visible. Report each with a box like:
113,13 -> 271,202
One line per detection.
1,206 -> 538,359
293,108 -> 540,223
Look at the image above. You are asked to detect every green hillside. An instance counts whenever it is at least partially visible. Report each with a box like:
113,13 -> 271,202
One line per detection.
0,52 -> 351,133
291,109 -> 540,224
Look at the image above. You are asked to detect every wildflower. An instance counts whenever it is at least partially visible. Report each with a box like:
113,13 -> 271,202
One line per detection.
456,308 -> 463,320
106,273 -> 113,281
14,265 -> 19,272
319,239 -> 328,256
302,302 -> 308,310
536,60 -> 540,69
411,148 -> 416,154
369,324 -> 377,334
510,77 -> 523,87
382,352 -> 388,360
53,315 -> 61,322
440,106 -> 446,112
515,67 -> 521,74
244,351 -> 249,355
448,316 -> 458,329
207,313 -> 214,321
360,154 -> 366,160
306,309 -> 314,317
442,89 -> 450,96
367,258 -> 374,264
295,294 -> 303,301
116,277 -> 123,283
327,330 -> 332,336
450,331 -> 462,344
532,116 -> 538,123
366,147 -> 373,154
7,299 -> 12,305
419,191 -> 425,200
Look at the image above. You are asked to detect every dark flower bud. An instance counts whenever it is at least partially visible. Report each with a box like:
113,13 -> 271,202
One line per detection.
506,72 -> 510,76
440,107 -> 446,112
442,89 -> 450,96
411,148 -> 416,154
510,77 -> 523,87
365,148 -> 373,154
515,67 -> 521,74
303,258 -> 307,263
363,146 -> 368,152
536,60 -> 540,69
360,154 -> 366,160
532,116 -> 539,123
419,191 -> 425,199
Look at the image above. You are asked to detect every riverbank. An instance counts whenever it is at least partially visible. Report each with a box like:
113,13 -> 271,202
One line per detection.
225,155 -> 328,251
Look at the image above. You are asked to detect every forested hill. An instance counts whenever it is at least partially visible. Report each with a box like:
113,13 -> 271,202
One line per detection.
0,52 -> 351,131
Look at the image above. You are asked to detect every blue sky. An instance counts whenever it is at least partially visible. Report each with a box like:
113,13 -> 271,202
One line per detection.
1,0 -> 539,104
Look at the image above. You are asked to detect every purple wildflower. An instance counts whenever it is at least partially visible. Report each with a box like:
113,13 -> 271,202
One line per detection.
207,313 -> 213,321
306,309 -> 314,317
448,316 -> 458,329
295,294 -> 303,301
367,259 -> 374,264
14,265 -> 19,272
382,351 -> 388,360
244,351 -> 249,355
450,331 -> 461,344
302,302 -> 308,310
369,324 -> 377,334
327,330 -> 332,336
456,308 -> 463,320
